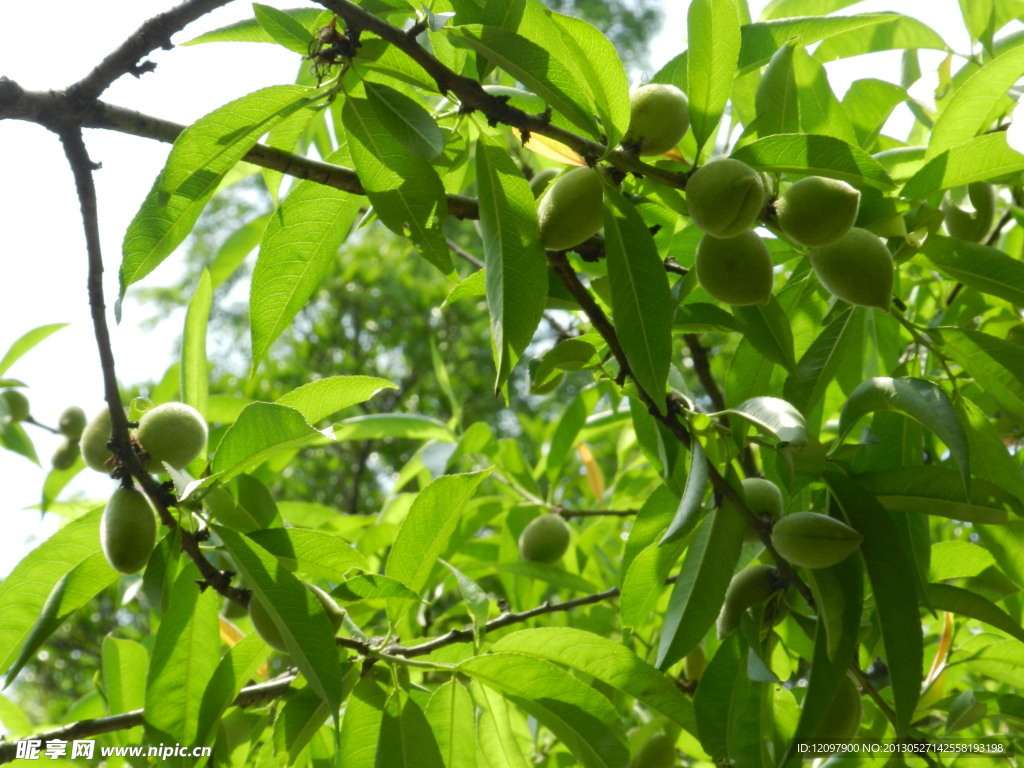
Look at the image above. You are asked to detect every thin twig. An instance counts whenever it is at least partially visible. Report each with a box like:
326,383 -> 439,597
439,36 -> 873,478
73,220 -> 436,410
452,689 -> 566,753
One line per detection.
68,0 -> 237,102
554,506 -> 637,518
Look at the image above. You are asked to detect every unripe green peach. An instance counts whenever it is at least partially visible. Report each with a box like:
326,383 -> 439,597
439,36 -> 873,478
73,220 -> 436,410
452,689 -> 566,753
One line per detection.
1,389 -> 29,422
771,512 -> 863,569
717,564 -> 779,639
941,183 -> 996,242
537,167 -> 604,250
519,514 -> 571,564
686,158 -> 766,238
776,176 -> 860,246
81,408 -> 116,473
631,733 -> 676,768
736,478 -> 785,543
809,227 -> 894,311
528,167 -> 560,199
695,230 -> 774,306
101,487 -> 157,575
811,672 -> 862,741
622,83 -> 689,156
683,645 -> 706,682
58,406 -> 87,440
51,439 -> 80,471
249,583 -> 345,652
137,402 -> 207,470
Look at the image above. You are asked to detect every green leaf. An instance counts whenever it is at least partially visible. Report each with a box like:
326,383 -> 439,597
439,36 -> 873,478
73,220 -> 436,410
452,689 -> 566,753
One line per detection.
842,79 -> 908,149
377,689 -> 447,768
921,236 -> 1024,307
854,467 -> 1018,524
342,88 -> 452,274
459,652 -> 629,768
761,0 -> 861,20
716,396 -> 808,447
826,472 -> 922,737
475,141 -> 548,391
838,377 -> 970,492
338,677 -> 388,768
102,636 -> 148,717
731,134 -> 895,189
332,574 -> 421,604
250,152 -> 361,369
0,505 -> 104,676
209,214 -> 268,288
216,526 -> 343,722
385,471 -> 489,600
182,268 -> 211,419
657,506 -> 746,670
783,307 -> 858,414
754,41 -> 799,137
332,414 -> 455,442
941,328 -> 1024,419
446,25 -> 600,137
603,188 -> 674,415
927,42 -> 1024,160
813,14 -> 948,61
929,540 -> 996,581
196,633 -> 270,746
365,82 -> 445,160
492,627 -> 697,734
692,631 -> 742,761
738,14 -> 911,73
213,402 -> 324,480
659,438 -> 707,546
472,683 -> 531,768
276,376 -> 398,424
253,3 -> 314,55
550,12 -> 630,150
902,133 -> 1024,199
928,583 -> 1024,644
185,9 -> 323,45
4,552 -> 118,687
274,685 -> 332,764
0,324 -> 66,377
731,299 -> 798,373
144,562 -> 221,748
247,527 -> 369,581
687,0 -> 741,154
122,85 -> 316,296
425,680 -> 477,768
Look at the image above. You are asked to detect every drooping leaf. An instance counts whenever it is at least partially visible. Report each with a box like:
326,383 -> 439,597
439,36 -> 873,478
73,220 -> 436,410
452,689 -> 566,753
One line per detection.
921,236 -> 1024,307
424,680 -> 477,768
472,682 -> 531,768
459,652 -> 630,768
122,85 -> 316,297
731,300 -> 798,373
730,134 -> 895,189
376,689 -> 446,768
474,140 -> 548,391
338,677 -> 388,768
660,438 -> 707,546
185,8 -> 323,45
0,324 -> 67,377
838,377 -> 970,492
181,268 -> 211,419
902,133 -> 1024,199
854,466 -> 1018,524
783,307 -> 858,414
940,328 -> 1024,419
826,472 -> 922,736
715,396 -> 808,447
687,0 -> 741,153
247,527 -> 368,581
603,188 -> 674,414
657,506 -> 746,670
196,632 -> 270,746
253,3 -> 315,54
928,583 -> 1024,644
365,81 -> 445,160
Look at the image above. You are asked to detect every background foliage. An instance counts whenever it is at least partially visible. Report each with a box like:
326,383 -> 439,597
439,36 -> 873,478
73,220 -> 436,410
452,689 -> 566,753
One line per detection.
1,0 -> 1024,766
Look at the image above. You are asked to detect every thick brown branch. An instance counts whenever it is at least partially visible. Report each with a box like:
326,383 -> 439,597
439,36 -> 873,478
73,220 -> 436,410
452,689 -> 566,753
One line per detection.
0,80 -> 478,219
68,0 -> 238,102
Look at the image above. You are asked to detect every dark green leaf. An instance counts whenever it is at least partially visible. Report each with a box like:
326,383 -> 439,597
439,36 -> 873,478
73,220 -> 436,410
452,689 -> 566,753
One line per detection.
854,466 -> 1017,524
731,300 -> 798,373
660,437 -> 707,546
921,236 -> 1024,307
731,134 -> 895,189
928,583 -> 1024,644
365,82 -> 445,160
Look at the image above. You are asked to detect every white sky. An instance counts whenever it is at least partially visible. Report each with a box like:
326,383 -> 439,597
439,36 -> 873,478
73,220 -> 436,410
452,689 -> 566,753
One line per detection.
0,1 -> 972,576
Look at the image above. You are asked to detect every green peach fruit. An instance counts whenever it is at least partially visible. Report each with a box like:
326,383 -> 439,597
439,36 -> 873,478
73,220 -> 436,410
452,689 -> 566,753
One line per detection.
683,645 -> 706,682
736,477 -> 785,543
528,167 -> 560,198
695,230 -> 774,306
717,564 -> 779,639
771,512 -> 863,569
137,402 -> 207,470
250,583 -> 345,652
809,227 -> 894,311
942,183 -> 996,242
631,733 -> 676,768
811,673 -> 862,741
623,83 -> 689,156
81,408 -> 116,473
58,406 -> 87,440
51,439 -> 80,471
686,158 -> 766,238
776,176 -> 860,246
1,389 -> 29,422
101,487 -> 157,575
537,167 -> 605,250
519,514 -> 571,564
